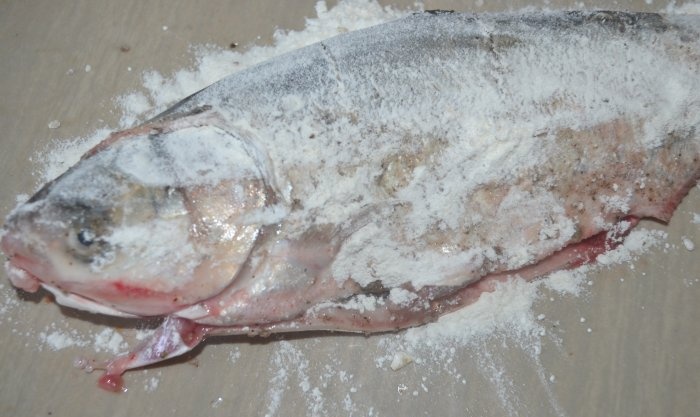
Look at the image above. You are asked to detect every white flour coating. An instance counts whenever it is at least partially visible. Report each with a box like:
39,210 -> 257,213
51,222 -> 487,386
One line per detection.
159,3 -> 699,291
110,126 -> 260,187
1,0 -> 698,413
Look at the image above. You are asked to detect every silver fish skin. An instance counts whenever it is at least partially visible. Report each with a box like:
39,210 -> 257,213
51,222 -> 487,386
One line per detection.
1,10 -> 699,390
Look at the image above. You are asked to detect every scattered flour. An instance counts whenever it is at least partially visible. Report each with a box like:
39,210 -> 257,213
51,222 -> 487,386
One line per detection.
228,347 -> 241,364
692,212 -> 700,224
144,375 -> 160,392
92,328 -> 128,354
545,266 -> 590,296
37,323 -> 128,354
0,284 -> 20,317
40,328 -> 87,351
34,128 -> 112,183
681,236 -> 695,251
264,341 -> 314,417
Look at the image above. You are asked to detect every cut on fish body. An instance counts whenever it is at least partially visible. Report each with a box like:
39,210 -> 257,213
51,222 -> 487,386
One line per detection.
1,10 -> 699,390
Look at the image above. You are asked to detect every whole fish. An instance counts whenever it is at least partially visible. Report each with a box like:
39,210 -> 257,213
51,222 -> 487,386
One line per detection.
1,10 -> 699,391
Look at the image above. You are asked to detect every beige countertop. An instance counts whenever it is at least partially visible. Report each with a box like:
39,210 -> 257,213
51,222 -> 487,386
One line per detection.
0,1 -> 698,416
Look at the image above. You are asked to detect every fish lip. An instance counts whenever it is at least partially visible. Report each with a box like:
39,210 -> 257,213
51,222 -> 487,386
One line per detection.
1,230 -> 43,292
40,283 -> 139,318
4,256 -> 42,292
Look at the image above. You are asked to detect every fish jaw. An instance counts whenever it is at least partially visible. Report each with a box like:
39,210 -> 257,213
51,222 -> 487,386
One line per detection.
41,283 -> 138,318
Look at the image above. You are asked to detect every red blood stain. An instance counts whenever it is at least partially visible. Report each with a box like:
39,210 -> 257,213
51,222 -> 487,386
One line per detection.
98,373 -> 124,393
111,281 -> 157,298
567,216 -> 639,269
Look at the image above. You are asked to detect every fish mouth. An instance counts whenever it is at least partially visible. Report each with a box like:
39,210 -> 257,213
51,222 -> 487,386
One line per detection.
2,229 -> 138,317
4,257 -> 43,293
1,231 -> 44,292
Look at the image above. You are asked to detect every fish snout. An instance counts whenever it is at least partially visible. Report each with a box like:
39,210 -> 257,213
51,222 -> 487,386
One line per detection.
1,228 -> 43,292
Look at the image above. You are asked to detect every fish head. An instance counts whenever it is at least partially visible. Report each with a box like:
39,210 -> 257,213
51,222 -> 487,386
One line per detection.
1,119 -> 276,317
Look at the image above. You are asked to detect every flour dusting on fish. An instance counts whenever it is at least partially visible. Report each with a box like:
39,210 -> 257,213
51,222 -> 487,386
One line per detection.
1,10 -> 699,391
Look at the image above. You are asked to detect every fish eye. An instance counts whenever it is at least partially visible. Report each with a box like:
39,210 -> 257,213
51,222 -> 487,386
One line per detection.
67,224 -> 114,266
77,229 -> 96,247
